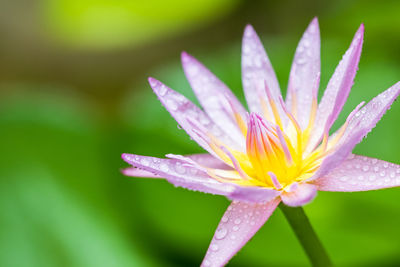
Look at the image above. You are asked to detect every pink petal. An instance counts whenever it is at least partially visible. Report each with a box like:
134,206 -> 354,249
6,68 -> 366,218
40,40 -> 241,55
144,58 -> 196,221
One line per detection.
307,24 -> 364,152
122,167 -> 161,178
241,25 -> 284,121
201,198 -> 280,267
281,183 -> 317,207
184,153 -> 232,170
122,153 -> 235,195
286,17 -> 320,129
314,81 -> 400,179
122,153 -> 280,202
148,78 -> 244,155
315,154 -> 400,191
228,185 -> 281,203
182,52 -> 247,143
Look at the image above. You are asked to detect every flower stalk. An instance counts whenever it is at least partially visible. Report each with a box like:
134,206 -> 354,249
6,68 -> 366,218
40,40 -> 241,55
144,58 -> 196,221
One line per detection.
280,203 -> 332,267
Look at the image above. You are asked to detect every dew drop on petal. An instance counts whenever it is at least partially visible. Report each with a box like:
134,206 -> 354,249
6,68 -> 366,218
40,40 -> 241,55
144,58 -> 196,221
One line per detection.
215,228 -> 228,240
234,219 -> 241,225
141,158 -> 150,166
211,244 -> 219,251
159,163 -> 169,172
158,85 -> 167,96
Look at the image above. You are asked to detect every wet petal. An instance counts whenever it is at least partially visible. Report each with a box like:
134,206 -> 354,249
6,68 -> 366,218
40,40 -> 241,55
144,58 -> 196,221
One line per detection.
185,153 -> 232,169
307,25 -> 364,151
281,183 -> 317,207
148,78 -> 244,156
241,25 -> 284,121
314,81 -> 400,179
122,153 -> 235,195
228,185 -> 281,203
182,52 -> 247,143
286,17 -> 320,129
122,167 -> 161,178
315,154 -> 400,191
201,199 -> 280,267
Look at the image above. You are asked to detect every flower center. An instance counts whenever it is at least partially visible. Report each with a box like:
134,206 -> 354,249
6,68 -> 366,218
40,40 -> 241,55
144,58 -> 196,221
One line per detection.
203,83 -> 359,190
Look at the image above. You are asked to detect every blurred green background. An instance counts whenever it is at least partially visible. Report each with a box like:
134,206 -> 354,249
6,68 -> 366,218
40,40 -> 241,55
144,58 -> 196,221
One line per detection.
0,0 -> 400,266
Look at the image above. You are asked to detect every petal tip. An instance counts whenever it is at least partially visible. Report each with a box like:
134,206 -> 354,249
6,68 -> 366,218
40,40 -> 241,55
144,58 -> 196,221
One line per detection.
311,16 -> 319,24
243,24 -> 255,37
306,17 -> 320,33
121,153 -> 132,163
148,77 -> 158,87
181,51 -> 191,63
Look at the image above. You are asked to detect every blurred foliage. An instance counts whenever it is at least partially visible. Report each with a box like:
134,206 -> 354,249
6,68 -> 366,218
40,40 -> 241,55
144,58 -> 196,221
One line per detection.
41,0 -> 239,49
1,0 -> 400,266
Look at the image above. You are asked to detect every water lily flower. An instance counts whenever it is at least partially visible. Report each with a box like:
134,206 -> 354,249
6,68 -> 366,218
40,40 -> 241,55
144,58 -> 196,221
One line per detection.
122,18 -> 400,267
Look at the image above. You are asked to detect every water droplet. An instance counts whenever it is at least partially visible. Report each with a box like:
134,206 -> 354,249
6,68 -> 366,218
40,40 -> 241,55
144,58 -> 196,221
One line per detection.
221,216 -> 229,223
380,171 -> 386,177
355,164 -> 361,169
175,164 -> 186,174
357,175 -> 364,181
158,85 -> 167,96
243,43 -> 251,54
230,234 -> 236,240
340,176 -> 348,182
203,260 -> 211,267
234,219 -> 241,225
160,163 -> 169,172
141,158 -> 150,166
215,228 -> 228,240
383,162 -> 389,168
390,172 -> 395,178
166,99 -> 178,111
362,165 -> 369,172
232,226 -> 239,231
296,57 -> 306,65
211,244 -> 219,251
374,166 -> 379,172
369,175 -> 376,181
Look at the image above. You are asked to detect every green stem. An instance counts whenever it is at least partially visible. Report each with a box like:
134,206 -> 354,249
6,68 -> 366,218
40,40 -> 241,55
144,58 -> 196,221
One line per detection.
279,203 -> 332,267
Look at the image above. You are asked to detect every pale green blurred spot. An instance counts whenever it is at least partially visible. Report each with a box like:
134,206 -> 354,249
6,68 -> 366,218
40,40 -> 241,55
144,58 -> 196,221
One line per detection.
41,0 -> 239,49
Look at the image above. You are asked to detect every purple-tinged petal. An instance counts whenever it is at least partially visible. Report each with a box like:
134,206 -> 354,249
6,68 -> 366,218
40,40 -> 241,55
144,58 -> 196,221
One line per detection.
122,167 -> 161,178
281,183 -> 317,207
122,153 -> 235,195
315,154 -> 400,191
185,153 -> 232,170
286,17 -> 320,129
241,25 -> 284,122
201,198 -> 280,267
307,25 -> 364,152
148,78 -> 244,155
228,185 -> 281,203
314,82 -> 400,179
182,52 -> 247,143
